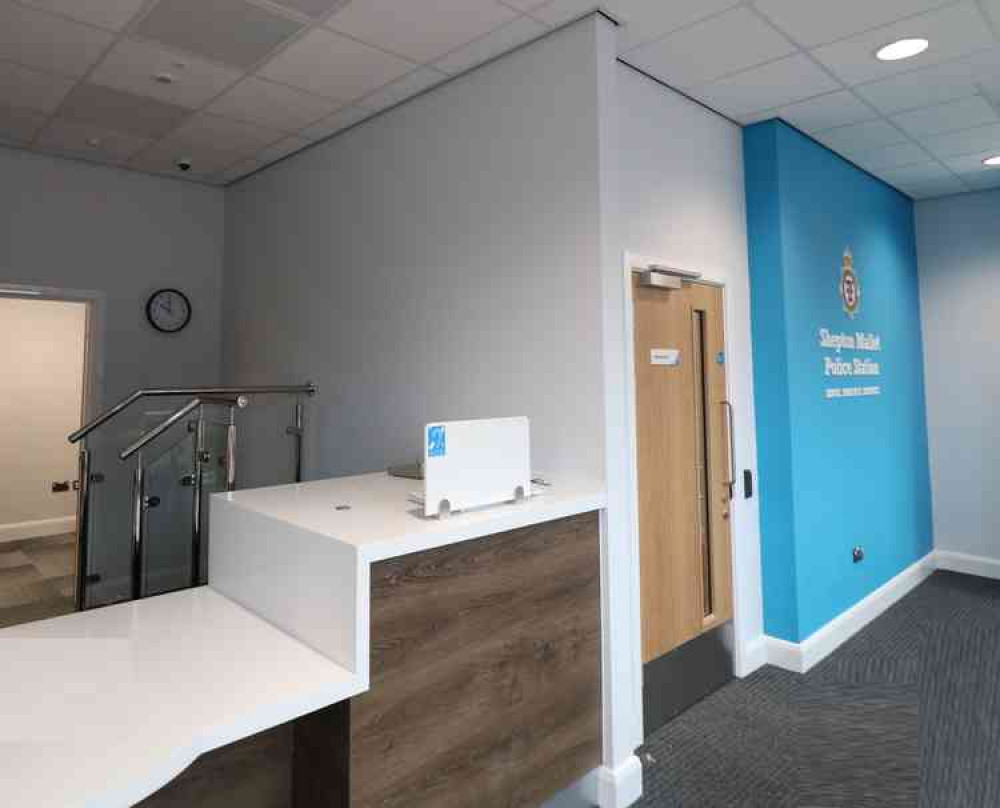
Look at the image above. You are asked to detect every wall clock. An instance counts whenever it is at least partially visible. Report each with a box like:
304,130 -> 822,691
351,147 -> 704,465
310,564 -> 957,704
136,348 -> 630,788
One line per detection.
146,288 -> 192,334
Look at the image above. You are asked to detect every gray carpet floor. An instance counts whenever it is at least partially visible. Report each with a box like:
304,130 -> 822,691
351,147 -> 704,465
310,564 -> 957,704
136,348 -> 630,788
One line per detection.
636,571 -> 1000,808
0,533 -> 75,628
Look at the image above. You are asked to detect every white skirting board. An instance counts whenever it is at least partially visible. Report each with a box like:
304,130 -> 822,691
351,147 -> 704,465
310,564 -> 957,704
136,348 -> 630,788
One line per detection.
751,551 -> 937,675
0,515 -> 75,544
543,755 -> 644,808
935,550 -> 1000,580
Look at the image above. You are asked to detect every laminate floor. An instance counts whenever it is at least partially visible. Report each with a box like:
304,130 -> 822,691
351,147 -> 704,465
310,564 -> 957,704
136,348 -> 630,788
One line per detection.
636,571 -> 1000,808
0,533 -> 75,628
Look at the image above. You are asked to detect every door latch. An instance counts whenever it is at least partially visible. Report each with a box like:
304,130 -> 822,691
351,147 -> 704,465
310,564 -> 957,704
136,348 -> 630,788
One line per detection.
51,480 -> 72,493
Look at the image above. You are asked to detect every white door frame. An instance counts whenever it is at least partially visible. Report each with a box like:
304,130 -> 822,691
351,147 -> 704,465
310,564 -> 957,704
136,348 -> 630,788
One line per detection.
619,251 -> 762,678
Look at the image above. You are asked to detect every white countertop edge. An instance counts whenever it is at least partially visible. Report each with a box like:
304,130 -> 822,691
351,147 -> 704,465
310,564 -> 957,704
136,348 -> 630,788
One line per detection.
359,489 -> 608,562
107,676 -> 364,808
0,588 -> 364,808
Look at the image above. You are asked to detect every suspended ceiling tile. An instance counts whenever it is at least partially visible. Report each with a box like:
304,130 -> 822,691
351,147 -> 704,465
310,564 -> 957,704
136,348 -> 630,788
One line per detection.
259,28 -> 415,102
940,148 -> 1000,173
754,0 -> 952,48
810,3 -> 995,87
0,1 -> 114,78
357,67 -> 448,112
326,0 -> 518,63
500,0 -> 546,10
693,54 -> 841,119
216,156 -> 265,183
611,0 -> 742,52
626,7 -> 794,89
854,57 -> 980,113
521,0 -> 601,27
853,141 -> 929,170
35,117 -> 153,162
166,112 -> 285,154
135,0 -> 304,69
89,39 -> 243,109
15,0 -> 147,31
435,15 -> 547,75
130,140 -> 247,178
961,169 -> 1000,190
298,104 -> 371,139
0,61 -> 75,113
896,174 -> 967,198
891,95 -> 999,138
878,160 -> 955,185
0,104 -> 48,143
58,82 -> 192,139
256,133 -> 312,163
814,119 -> 908,154
749,89 -> 878,133
268,0 -> 347,19
208,77 -> 341,132
921,122 -> 1000,158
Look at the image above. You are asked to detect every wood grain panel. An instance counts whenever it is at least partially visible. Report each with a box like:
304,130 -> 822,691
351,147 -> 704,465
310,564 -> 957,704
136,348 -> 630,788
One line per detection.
633,275 -> 703,662
633,277 -> 734,663
351,512 -> 602,808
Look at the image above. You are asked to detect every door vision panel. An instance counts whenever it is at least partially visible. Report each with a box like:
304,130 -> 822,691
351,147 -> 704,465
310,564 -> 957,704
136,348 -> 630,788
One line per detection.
633,276 -> 734,670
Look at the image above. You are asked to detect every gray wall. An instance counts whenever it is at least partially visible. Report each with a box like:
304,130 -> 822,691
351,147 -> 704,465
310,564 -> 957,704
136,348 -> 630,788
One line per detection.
0,148 -> 225,402
223,19 -> 606,488
0,147 -> 225,599
916,188 -> 1000,561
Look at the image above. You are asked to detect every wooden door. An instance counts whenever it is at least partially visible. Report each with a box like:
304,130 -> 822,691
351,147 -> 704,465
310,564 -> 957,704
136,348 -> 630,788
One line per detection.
633,276 -> 734,664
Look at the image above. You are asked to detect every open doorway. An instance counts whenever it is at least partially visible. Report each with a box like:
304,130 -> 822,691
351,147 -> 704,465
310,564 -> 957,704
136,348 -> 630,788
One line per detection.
0,293 -> 91,627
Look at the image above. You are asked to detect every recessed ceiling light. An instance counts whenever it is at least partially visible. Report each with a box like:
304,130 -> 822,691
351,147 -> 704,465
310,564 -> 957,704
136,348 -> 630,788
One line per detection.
153,72 -> 176,85
984,155 -> 1000,167
875,38 -> 929,61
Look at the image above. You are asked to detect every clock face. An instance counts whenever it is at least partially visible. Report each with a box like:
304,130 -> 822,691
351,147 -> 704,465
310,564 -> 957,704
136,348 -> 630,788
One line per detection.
146,289 -> 191,333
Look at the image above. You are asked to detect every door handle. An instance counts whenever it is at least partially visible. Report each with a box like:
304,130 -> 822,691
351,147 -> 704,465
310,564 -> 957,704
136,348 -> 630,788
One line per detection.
722,400 -> 736,502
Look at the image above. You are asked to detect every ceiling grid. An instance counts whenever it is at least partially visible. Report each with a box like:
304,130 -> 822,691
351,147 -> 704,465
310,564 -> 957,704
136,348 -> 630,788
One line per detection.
0,0 -> 998,197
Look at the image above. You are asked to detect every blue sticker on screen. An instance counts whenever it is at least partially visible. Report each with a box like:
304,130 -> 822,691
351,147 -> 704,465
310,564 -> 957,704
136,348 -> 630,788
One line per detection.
427,425 -> 446,458
716,351 -> 726,365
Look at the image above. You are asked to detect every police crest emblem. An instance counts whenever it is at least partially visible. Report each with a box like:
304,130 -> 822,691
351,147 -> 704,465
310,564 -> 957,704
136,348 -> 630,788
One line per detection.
839,247 -> 860,319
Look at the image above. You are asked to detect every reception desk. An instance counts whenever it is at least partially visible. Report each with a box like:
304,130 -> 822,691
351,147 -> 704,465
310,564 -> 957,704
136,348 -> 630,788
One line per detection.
0,473 -> 606,808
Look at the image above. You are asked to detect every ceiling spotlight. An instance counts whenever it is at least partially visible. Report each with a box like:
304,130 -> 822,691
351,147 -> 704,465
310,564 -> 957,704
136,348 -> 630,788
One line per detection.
153,72 -> 176,84
875,38 -> 929,61
984,155 -> 1000,167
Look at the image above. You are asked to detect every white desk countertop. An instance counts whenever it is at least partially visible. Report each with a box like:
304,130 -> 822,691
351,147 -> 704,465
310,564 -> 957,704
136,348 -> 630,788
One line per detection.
0,587 -> 363,808
215,471 -> 608,562
2,472 -> 606,808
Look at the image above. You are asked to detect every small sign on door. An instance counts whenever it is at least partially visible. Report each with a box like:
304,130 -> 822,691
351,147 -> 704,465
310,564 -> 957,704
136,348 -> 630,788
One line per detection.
650,348 -> 681,366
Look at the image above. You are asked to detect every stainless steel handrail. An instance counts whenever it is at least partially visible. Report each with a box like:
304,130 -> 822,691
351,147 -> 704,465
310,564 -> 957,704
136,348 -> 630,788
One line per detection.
72,382 -> 315,611
69,383 -> 317,444
119,397 -> 204,460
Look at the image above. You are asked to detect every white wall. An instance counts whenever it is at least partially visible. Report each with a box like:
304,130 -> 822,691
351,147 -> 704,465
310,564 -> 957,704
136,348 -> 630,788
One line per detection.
587,59 -> 763,790
916,188 -> 1000,561
0,148 -> 225,598
608,63 -> 763,670
0,297 -> 87,540
223,19 -> 606,489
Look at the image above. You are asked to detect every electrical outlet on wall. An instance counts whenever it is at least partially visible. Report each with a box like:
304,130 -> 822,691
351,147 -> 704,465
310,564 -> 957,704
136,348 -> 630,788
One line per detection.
853,546 -> 865,563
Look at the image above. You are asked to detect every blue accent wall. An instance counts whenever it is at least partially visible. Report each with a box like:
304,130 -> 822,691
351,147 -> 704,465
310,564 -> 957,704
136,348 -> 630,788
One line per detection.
744,120 -> 933,642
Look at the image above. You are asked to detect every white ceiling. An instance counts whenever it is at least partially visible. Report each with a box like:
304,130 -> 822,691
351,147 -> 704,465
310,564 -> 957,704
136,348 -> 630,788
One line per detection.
1,0 -> 999,198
